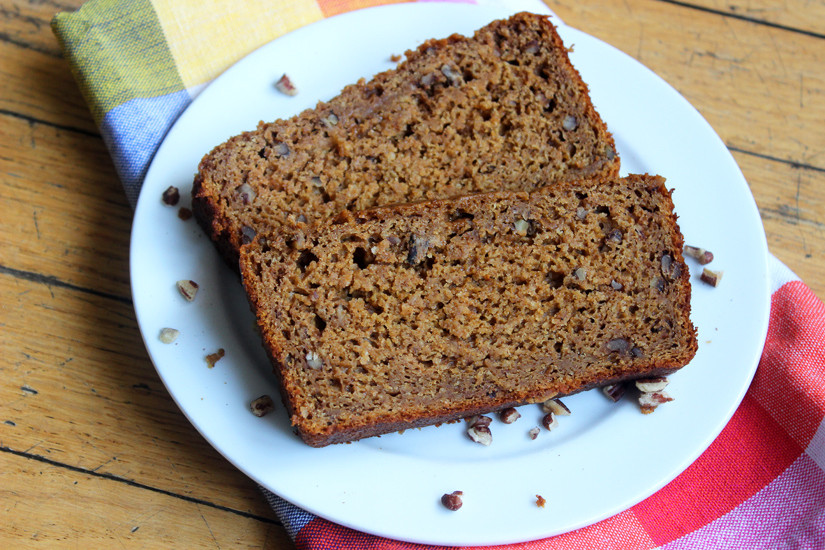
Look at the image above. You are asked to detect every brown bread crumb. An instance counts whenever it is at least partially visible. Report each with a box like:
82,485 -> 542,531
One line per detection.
162,186 -> 179,206
205,348 -> 225,368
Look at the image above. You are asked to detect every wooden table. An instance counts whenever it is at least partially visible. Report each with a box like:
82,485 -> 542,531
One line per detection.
2,0 -> 823,546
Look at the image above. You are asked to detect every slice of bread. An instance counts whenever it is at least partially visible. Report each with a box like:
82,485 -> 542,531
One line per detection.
240,174 -> 698,447
192,12 -> 619,269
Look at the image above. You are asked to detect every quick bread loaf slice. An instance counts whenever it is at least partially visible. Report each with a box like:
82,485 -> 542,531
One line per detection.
193,12 -> 619,269
240,174 -> 698,447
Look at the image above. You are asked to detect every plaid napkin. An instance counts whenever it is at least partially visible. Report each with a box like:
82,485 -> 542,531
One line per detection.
261,256 -> 825,549
53,0 -> 825,547
51,0 -> 550,208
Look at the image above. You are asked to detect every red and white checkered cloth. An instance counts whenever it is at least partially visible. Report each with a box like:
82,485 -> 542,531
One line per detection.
263,255 -> 825,548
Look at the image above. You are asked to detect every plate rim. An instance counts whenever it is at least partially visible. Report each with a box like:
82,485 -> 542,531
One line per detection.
130,3 -> 771,545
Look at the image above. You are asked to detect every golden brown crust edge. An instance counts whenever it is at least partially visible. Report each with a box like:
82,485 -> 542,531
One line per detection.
292,363 -> 686,448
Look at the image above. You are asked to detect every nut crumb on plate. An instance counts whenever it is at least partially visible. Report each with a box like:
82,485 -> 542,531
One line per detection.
441,491 -> 463,511
602,382 -> 627,402
467,424 -> 492,446
176,280 -> 199,301
158,327 -> 179,344
542,398 -> 571,415
541,412 -> 559,431
178,207 -> 193,220
528,427 -> 541,440
639,390 -> 674,414
700,268 -> 723,287
466,415 -> 491,429
205,348 -> 225,368
275,73 -> 298,96
635,377 -> 669,393
499,407 -> 521,424
162,186 -> 179,206
250,395 -> 275,417
684,245 -> 714,265
536,494 -> 546,508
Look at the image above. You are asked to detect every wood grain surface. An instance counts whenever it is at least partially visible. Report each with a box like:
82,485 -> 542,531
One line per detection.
1,0 -> 823,547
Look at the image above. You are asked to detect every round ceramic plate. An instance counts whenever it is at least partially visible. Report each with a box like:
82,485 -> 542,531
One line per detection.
131,3 -> 770,546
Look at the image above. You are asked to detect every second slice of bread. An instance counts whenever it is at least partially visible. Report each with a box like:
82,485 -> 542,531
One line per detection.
192,12 -> 619,269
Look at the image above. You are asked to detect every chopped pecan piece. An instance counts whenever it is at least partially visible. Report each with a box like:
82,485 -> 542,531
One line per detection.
205,348 -> 225,368
700,268 -> 723,287
176,280 -> 199,302
466,415 -> 492,429
635,377 -> 669,393
684,245 -> 714,265
275,73 -> 298,96
250,395 -> 275,417
441,491 -> 463,511
467,424 -> 492,446
541,398 -> 571,416
639,391 -> 674,414
541,412 -> 559,431
602,383 -> 627,402
162,186 -> 180,206
499,408 -> 521,424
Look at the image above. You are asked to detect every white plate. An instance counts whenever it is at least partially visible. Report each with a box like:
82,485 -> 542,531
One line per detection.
131,3 -> 770,546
